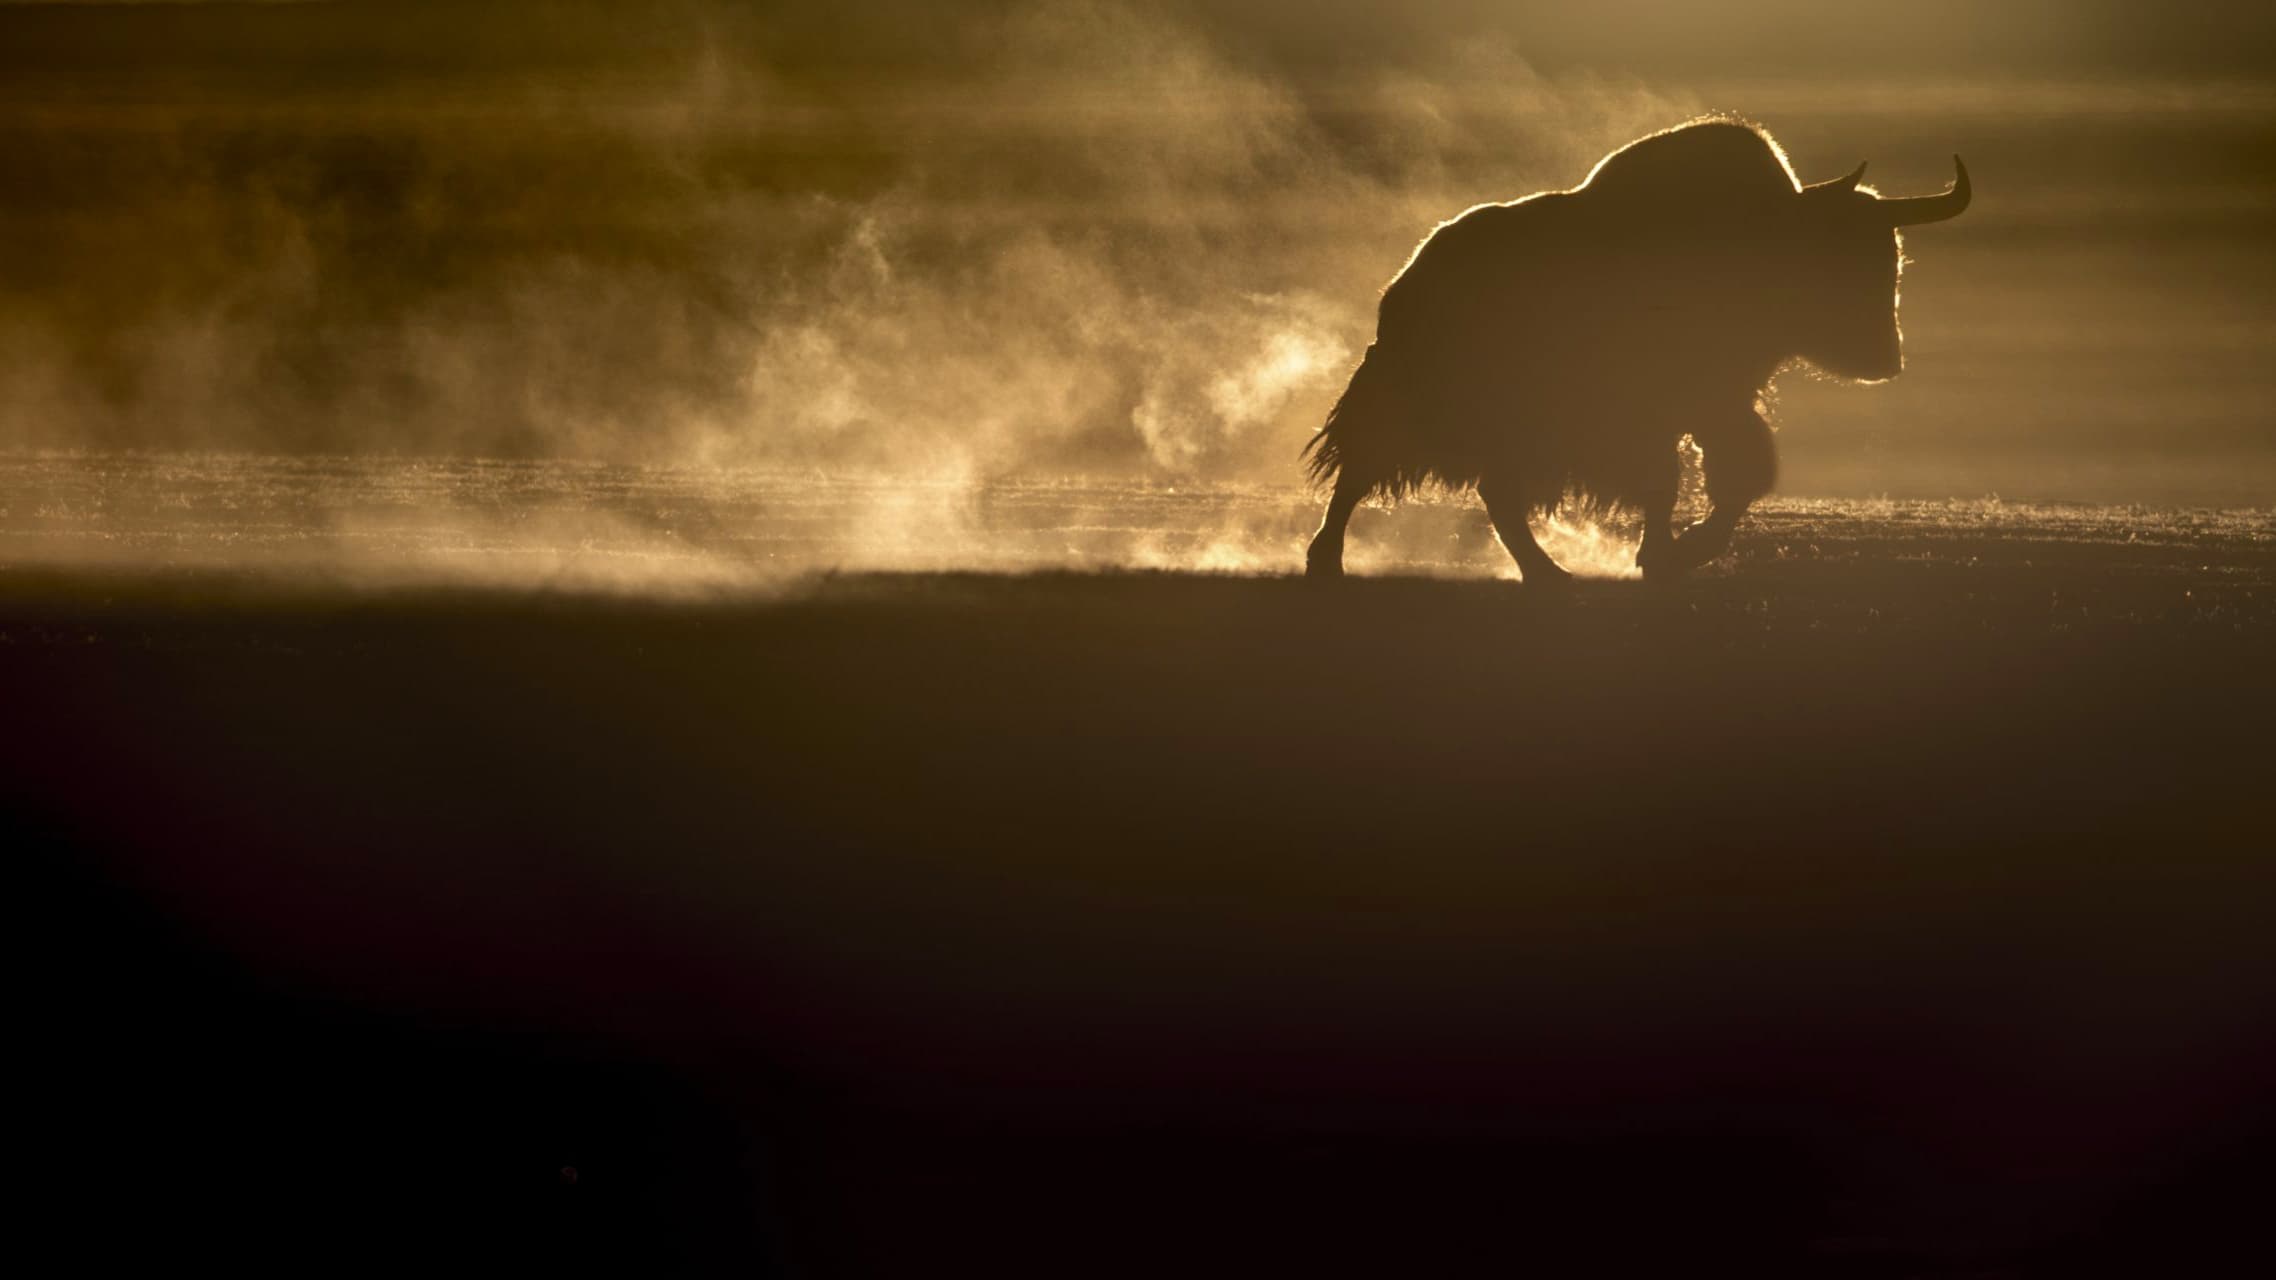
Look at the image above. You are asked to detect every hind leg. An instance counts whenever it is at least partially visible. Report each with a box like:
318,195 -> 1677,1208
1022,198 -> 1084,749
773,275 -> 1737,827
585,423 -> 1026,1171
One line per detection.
1305,469 -> 1370,578
1663,406 -> 1775,573
1478,474 -> 1570,588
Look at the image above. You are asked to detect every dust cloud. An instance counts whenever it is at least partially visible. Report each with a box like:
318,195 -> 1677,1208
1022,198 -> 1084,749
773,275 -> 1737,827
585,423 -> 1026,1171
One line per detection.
0,2 -> 1691,480
0,451 -> 1671,593
1,0 -> 2268,590
0,1 -> 1723,579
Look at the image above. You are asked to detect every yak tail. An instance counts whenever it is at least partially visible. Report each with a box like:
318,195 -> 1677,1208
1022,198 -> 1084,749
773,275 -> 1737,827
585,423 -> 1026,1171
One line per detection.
1301,344 -> 1389,489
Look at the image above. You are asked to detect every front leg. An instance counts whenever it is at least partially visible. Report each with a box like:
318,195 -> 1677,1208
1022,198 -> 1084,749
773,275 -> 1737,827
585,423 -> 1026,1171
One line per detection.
1634,440 -> 1684,577
1660,405 -> 1776,575
1636,502 -> 1682,578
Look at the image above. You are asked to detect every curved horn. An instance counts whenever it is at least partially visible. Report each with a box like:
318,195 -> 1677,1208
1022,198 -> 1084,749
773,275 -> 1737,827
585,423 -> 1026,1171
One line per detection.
1802,160 -> 1868,195
1881,154 -> 1971,226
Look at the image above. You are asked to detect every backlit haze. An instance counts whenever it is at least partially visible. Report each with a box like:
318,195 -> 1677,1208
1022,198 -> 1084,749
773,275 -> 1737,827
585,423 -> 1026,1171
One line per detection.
2,0 -> 2270,583
12,15 -> 2276,1266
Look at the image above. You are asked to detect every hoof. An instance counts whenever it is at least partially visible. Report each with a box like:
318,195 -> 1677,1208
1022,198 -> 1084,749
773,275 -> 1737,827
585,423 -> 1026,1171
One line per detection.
1636,543 -> 1689,583
1660,521 -> 1735,572
1522,564 -> 1574,591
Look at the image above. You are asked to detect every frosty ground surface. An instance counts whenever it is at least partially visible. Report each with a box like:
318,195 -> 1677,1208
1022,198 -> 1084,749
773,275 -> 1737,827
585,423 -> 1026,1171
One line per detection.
6,452 -> 2272,1275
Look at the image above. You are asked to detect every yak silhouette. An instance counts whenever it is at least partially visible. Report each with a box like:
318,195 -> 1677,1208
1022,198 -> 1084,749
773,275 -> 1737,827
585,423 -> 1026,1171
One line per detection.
1304,117 -> 1971,582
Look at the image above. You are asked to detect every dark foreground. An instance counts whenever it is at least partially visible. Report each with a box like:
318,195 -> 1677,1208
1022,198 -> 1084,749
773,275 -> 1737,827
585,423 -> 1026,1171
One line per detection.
8,538 -> 2273,1276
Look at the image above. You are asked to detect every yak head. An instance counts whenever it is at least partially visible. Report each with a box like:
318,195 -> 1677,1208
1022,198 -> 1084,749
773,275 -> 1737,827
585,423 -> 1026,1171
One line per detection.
1784,156 -> 1971,382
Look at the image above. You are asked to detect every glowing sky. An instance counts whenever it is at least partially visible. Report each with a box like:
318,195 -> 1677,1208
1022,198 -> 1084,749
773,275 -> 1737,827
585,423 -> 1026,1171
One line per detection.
0,1 -> 2269,504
